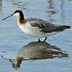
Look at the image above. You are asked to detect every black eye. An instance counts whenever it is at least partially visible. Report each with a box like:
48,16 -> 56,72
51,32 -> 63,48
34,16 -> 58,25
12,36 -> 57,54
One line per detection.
13,10 -> 22,15
14,11 -> 17,13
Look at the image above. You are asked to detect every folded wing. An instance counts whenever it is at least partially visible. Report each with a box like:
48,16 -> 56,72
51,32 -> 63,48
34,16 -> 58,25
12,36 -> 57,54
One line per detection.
28,18 -> 70,33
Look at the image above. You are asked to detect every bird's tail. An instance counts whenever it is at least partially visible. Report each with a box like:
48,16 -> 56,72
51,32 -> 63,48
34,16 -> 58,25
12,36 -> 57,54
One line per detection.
55,25 -> 71,31
61,25 -> 70,29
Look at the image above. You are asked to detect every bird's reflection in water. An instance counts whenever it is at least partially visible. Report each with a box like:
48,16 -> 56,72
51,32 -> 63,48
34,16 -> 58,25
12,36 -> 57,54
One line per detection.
1,41 -> 68,70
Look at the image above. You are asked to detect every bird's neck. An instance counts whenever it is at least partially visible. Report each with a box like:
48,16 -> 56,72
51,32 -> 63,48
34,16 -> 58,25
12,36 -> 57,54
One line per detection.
17,13 -> 24,24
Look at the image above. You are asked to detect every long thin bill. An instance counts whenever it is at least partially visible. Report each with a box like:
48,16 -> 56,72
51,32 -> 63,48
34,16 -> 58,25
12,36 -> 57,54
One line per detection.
3,14 -> 13,20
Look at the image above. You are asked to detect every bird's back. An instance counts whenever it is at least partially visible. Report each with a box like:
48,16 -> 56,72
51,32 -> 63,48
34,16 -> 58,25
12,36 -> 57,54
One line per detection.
22,18 -> 70,33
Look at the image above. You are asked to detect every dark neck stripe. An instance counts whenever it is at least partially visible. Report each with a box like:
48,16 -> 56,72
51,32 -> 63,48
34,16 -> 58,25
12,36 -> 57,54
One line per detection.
20,11 -> 24,21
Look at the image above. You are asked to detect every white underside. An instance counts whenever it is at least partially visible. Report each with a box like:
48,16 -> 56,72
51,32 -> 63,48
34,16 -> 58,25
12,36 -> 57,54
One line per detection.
18,22 -> 59,39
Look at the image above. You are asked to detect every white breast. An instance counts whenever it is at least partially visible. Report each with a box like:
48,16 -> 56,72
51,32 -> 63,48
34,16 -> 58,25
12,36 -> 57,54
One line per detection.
18,22 -> 59,38
18,22 -> 42,38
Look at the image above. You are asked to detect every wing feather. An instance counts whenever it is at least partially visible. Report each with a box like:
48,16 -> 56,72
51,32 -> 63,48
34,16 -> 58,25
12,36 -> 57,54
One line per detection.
29,18 -> 57,33
26,18 -> 70,33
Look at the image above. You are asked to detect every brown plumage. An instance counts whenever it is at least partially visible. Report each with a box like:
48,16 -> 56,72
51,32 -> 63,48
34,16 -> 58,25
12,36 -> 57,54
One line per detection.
3,10 -> 71,42
20,18 -> 70,33
18,16 -> 70,33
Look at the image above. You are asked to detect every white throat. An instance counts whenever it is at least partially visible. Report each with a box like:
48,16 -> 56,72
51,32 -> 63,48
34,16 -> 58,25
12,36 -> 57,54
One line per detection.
13,13 -> 19,16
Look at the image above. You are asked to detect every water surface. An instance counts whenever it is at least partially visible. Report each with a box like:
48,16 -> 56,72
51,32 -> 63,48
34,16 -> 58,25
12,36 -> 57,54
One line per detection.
0,0 -> 72,72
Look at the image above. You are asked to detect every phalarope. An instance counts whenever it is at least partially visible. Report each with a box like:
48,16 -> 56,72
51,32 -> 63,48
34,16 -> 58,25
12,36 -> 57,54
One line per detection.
3,10 -> 70,42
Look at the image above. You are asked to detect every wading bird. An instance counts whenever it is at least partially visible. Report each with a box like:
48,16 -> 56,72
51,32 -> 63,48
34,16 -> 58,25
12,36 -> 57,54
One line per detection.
3,10 -> 70,42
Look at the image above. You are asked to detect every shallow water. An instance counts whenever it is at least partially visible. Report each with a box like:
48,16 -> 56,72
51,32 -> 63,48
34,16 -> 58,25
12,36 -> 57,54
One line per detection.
0,0 -> 72,72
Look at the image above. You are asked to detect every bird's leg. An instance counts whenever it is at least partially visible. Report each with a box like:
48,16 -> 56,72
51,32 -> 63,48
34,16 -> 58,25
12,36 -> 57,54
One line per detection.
38,39 -> 40,42
43,37 -> 47,42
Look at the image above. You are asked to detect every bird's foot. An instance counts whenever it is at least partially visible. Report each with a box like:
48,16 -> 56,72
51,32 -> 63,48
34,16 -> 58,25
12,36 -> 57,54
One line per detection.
43,37 -> 47,42
38,39 -> 41,43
